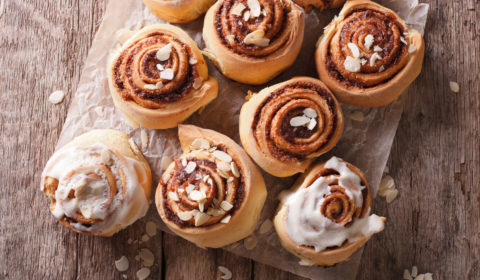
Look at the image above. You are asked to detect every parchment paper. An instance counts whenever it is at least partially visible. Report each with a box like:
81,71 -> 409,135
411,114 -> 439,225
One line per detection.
55,0 -> 428,279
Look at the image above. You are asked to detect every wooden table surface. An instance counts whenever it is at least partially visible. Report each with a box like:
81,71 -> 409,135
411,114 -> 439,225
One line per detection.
1,0 -> 479,279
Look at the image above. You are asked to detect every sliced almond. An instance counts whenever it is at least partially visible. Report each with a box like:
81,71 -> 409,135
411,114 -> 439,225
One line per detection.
160,156 -> 173,171
373,45 -> 383,52
156,43 -> 172,61
185,161 -> 197,174
307,118 -> 317,130
181,158 -> 188,167
189,57 -> 198,65
140,130 -> 148,150
114,256 -> 129,272
178,211 -> 193,221
168,192 -> 179,202
217,161 -> 231,172
186,184 -> 196,194
403,269 -> 412,280
194,212 -> 210,226
189,190 -> 205,201
243,10 -> 250,21
298,258 -> 316,266
144,84 -> 157,90
48,90 -> 65,104
370,52 -> 382,66
347,43 -> 360,58
244,234 -> 257,250
243,30 -> 270,47
349,111 -> 365,121
218,266 -> 233,280
385,189 -> 399,203
230,162 -> 240,177
220,215 -> 231,224
259,219 -> 273,234
160,68 -> 174,80
231,3 -> 246,16
136,268 -> 150,280
411,266 -> 418,277
247,0 -> 261,18
139,248 -> 154,267
213,150 -> 233,163
449,81 -> 459,93
290,116 -> 310,127
344,56 -> 361,72
220,201 -> 233,211
303,108 -> 317,118
100,149 -> 112,164
146,221 -> 157,237
364,34 -> 374,50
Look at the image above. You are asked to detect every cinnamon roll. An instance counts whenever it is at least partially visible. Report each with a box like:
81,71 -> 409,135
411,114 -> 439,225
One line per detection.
293,0 -> 345,12
108,24 -> 218,129
143,0 -> 216,23
273,157 -> 386,266
156,125 -> 267,248
239,77 -> 344,177
202,0 -> 305,85
40,129 -> 152,237
315,0 -> 425,107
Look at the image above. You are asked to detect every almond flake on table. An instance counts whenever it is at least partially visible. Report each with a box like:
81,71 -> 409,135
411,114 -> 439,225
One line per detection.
231,3 -> 246,16
258,219 -> 273,234
48,90 -> 65,104
349,111 -> 364,121
449,81 -> 460,93
139,248 -> 154,267
136,267 -> 150,280
347,43 -> 360,58
156,43 -> 172,61
160,68 -> 174,80
115,256 -> 129,272
298,258 -> 316,266
344,56 -> 361,72
141,234 -> 149,243
364,34 -> 374,50
384,189 -> 399,203
403,269 -> 413,280
140,130 -> 148,150
146,221 -> 157,237
243,30 -> 270,47
94,106 -> 104,117
160,156 -> 172,171
178,211 -> 193,221
244,234 -> 257,250
218,266 -> 233,280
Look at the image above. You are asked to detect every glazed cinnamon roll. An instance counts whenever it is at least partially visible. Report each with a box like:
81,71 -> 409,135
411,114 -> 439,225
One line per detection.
273,157 -> 386,266
41,129 -> 152,237
143,0 -> 216,23
293,0 -> 345,12
239,77 -> 344,177
108,24 -> 218,129
156,125 -> 267,248
315,0 -> 425,107
202,0 -> 305,85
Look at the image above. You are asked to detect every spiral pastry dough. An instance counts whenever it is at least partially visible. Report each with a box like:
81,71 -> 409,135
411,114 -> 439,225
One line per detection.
143,0 -> 216,23
239,77 -> 344,177
273,157 -> 386,266
40,129 -> 152,237
202,0 -> 305,85
156,125 -> 267,248
315,0 -> 425,107
108,24 -> 218,129
293,0 -> 345,12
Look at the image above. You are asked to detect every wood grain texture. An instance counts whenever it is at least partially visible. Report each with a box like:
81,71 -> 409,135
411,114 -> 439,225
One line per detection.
0,0 -> 478,280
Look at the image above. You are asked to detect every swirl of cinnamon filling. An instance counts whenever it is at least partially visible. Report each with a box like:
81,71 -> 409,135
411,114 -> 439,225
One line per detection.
156,125 -> 267,248
160,147 -> 243,228
108,24 -> 218,129
273,157 -> 385,266
239,77 -> 343,177
203,0 -> 304,84
40,130 -> 152,236
316,0 -> 425,107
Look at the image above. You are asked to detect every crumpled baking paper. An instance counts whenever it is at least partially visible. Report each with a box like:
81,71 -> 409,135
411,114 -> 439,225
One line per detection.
55,0 -> 428,278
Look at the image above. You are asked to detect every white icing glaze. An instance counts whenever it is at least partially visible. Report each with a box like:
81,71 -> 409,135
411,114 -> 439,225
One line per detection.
283,157 -> 385,252
41,143 -> 149,235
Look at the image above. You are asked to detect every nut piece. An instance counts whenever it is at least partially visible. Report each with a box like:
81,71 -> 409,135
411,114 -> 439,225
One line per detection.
48,90 -> 65,104
218,266 -> 233,280
449,81 -> 460,93
139,248 -> 155,267
213,150 -> 233,163
156,43 -> 172,61
244,234 -> 257,250
114,256 -> 129,272
349,111 -> 365,121
136,267 -> 151,280
243,30 -> 270,47
344,56 -> 361,73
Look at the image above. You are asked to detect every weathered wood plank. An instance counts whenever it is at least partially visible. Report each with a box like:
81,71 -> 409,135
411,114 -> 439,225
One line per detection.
1,0 -> 479,279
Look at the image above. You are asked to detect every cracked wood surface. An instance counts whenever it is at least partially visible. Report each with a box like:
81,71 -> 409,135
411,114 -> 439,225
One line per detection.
0,0 -> 478,279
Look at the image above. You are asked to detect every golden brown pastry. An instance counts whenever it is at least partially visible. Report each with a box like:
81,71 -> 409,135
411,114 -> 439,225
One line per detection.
202,0 -> 305,85
294,0 -> 345,12
143,0 -> 216,23
315,0 -> 425,107
108,24 -> 218,129
40,129 -> 152,237
156,125 -> 267,248
274,157 -> 386,266
239,77 -> 344,177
